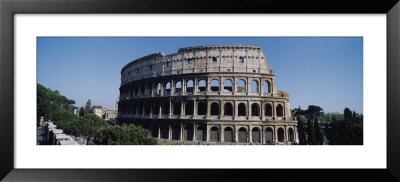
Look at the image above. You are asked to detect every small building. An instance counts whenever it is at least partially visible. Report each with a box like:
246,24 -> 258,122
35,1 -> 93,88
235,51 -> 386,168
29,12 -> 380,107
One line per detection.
93,105 -> 103,118
103,109 -> 117,120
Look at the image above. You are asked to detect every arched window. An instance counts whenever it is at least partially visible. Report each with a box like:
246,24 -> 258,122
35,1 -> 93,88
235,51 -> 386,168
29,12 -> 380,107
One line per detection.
132,103 -> 137,114
210,127 -> 220,142
251,103 -> 260,116
160,125 -> 169,139
210,79 -> 220,92
238,103 -> 246,116
157,83 -> 162,95
263,81 -> 270,93
134,86 -> 138,96
138,102 -> 143,115
186,80 -> 194,92
196,125 -> 207,141
140,85 -> 145,95
223,79 -> 233,92
197,101 -> 207,115
224,103 -> 233,116
152,103 -> 159,115
238,127 -> 247,143
147,84 -> 152,95
277,104 -> 283,117
252,128 -> 261,143
171,124 -> 180,140
185,101 -> 194,115
163,102 -> 170,115
251,80 -> 259,93
265,128 -> 273,143
151,126 -> 159,138
224,127 -> 234,142
278,128 -> 285,142
175,81 -> 182,93
198,80 -> 206,92
165,82 -> 171,94
265,103 -> 272,116
145,102 -> 151,115
184,125 -> 193,141
210,102 -> 219,115
173,102 -> 181,115
237,79 -> 246,92
289,128 -> 294,142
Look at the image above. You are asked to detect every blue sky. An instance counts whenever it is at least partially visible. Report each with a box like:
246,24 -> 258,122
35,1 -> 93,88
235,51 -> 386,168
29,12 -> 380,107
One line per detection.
37,37 -> 363,114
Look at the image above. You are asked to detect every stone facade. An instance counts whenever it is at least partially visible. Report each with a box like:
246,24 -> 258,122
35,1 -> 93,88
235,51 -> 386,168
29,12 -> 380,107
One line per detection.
118,45 -> 298,144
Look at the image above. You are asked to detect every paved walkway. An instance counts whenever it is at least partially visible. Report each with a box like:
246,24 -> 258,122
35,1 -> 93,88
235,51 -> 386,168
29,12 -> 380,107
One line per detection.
37,127 -> 48,145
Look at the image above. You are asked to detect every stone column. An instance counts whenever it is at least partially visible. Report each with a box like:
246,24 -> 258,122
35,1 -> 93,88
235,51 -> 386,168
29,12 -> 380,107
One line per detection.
248,126 -> 252,144
294,125 -> 299,144
168,125 -> 172,140
206,124 -> 210,142
274,126 -> 278,143
235,126 -> 239,143
247,101 -> 250,120
233,77 -> 236,93
193,99 -> 197,117
219,101 -> 223,118
192,123 -> 196,141
220,125 -> 224,142
158,126 -> 161,139
194,77 -> 198,93
285,125 -> 288,143
261,125 -> 265,144
180,122 -> 184,141
261,102 -> 265,120
272,101 -> 276,120
259,78 -> 262,96
246,77 -> 250,94
170,79 -> 175,95
168,100 -> 172,117
233,100 -> 237,119
182,78 -> 186,95
158,103 -> 162,118
180,101 -> 184,117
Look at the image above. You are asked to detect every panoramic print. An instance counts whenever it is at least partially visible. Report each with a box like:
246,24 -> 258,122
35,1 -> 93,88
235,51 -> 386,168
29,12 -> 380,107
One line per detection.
37,37 -> 363,145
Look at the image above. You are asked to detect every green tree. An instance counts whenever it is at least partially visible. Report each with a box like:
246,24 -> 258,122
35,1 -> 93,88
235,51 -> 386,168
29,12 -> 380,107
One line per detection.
344,107 -> 352,120
79,107 -> 85,117
94,124 -> 158,145
325,108 -> 363,145
314,120 -> 324,145
79,114 -> 107,145
84,99 -> 92,115
306,119 -> 316,145
296,116 -> 307,145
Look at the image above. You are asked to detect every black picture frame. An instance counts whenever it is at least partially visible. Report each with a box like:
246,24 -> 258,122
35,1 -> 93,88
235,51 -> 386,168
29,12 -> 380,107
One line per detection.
1,0 -> 399,181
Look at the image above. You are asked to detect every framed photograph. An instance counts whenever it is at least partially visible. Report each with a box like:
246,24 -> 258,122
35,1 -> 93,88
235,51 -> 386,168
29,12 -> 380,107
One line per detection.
1,0 -> 399,181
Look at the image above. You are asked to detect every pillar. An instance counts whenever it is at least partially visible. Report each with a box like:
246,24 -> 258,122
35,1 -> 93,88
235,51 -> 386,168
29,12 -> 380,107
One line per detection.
274,126 -> 278,143
192,123 -> 196,141
220,125 -> 224,142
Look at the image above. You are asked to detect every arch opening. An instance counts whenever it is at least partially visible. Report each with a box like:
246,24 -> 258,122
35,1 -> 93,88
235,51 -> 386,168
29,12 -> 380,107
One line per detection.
175,81 -> 182,93
186,80 -> 194,92
251,103 -> 260,116
238,127 -> 248,143
277,104 -> 283,117
223,79 -> 233,92
210,127 -> 220,142
238,103 -> 246,116
196,125 -> 207,141
197,101 -> 207,115
278,128 -> 285,142
210,102 -> 220,115
252,128 -> 261,143
251,80 -> 259,93
224,127 -> 234,142
184,125 -> 193,141
198,80 -> 206,92
237,80 -> 246,92
211,79 -> 220,92
185,101 -> 194,115
265,128 -> 273,143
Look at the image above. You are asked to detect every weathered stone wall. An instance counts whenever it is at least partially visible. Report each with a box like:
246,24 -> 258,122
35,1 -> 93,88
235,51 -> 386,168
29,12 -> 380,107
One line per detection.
118,45 -> 298,144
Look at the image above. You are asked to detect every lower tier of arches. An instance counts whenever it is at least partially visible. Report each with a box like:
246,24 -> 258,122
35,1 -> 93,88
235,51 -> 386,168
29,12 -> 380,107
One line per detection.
118,118 -> 299,145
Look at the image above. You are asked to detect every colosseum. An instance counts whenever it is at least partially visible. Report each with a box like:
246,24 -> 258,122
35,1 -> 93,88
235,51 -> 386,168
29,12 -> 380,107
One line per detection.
117,45 -> 299,145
